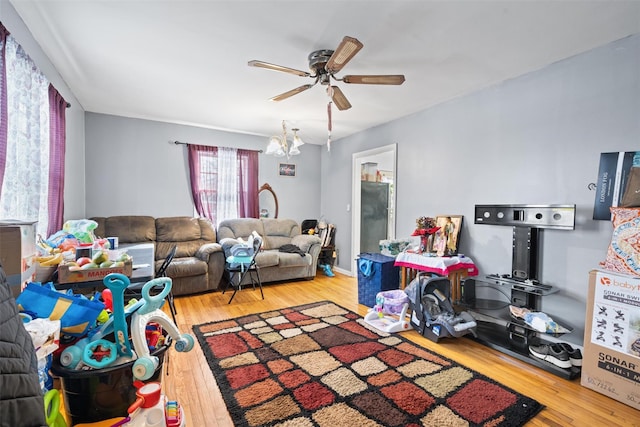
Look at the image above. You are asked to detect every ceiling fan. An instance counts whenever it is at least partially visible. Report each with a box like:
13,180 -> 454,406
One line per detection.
248,36 -> 405,111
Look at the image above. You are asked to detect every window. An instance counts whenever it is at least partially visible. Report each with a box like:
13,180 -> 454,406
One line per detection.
0,24 -> 67,237
187,144 -> 259,224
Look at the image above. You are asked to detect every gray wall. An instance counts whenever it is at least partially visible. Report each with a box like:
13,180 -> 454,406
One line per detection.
84,113 -> 321,223
0,0 -> 86,220
321,33 -> 640,344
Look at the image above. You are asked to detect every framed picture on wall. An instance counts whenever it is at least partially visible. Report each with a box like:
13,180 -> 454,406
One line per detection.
430,215 -> 463,256
279,163 -> 296,177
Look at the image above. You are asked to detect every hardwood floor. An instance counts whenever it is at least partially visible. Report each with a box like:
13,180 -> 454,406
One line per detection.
162,273 -> 639,427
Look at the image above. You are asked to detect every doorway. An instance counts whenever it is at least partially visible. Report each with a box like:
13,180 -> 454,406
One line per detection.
351,144 -> 397,275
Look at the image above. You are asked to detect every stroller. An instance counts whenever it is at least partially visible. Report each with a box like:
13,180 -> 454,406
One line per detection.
407,273 -> 477,343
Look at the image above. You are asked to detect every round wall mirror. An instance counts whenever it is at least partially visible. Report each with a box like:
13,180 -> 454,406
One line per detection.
259,183 -> 278,218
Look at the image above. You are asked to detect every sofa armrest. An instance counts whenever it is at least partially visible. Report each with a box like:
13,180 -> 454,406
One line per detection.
290,235 -> 322,253
196,242 -> 224,262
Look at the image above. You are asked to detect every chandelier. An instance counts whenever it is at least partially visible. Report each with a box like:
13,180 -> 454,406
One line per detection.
265,120 -> 305,159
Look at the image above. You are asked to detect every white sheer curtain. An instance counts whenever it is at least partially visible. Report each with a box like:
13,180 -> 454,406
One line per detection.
216,147 -> 239,223
0,36 -> 50,237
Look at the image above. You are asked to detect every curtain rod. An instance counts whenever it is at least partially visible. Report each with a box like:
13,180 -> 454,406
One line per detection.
173,140 -> 263,153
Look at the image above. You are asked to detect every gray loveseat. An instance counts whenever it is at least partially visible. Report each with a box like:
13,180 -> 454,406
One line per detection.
217,218 -> 322,284
91,216 -> 225,296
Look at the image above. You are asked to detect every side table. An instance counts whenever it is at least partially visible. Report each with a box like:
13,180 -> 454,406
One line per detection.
394,252 -> 479,303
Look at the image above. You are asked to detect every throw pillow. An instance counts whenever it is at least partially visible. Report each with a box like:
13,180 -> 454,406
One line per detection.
600,207 -> 640,276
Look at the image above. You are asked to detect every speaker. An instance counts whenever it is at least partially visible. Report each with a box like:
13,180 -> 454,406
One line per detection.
460,278 -> 476,306
512,227 -> 539,280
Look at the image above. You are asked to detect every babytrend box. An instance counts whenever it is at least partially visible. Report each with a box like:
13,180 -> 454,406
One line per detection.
581,270 -> 640,410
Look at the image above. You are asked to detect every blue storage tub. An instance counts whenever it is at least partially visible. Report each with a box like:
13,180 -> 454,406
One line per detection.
357,253 -> 400,307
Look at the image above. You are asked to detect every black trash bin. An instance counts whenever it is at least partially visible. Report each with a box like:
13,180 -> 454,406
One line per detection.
50,342 -> 168,425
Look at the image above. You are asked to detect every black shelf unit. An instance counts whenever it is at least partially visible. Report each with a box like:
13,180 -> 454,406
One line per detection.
467,204 -> 579,379
459,283 -> 580,380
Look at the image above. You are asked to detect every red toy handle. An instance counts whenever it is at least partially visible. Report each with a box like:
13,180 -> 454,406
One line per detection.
127,396 -> 145,414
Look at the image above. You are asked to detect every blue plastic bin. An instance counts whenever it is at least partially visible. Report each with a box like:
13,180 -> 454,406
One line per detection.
357,253 -> 400,307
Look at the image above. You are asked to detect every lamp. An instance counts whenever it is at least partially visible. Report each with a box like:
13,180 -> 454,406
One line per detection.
266,121 -> 304,159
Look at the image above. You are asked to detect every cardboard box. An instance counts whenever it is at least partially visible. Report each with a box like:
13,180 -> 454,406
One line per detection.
0,221 -> 37,290
581,269 -> 640,410
57,260 -> 133,284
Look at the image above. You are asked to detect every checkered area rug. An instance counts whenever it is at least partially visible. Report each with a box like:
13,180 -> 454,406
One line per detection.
193,301 -> 542,427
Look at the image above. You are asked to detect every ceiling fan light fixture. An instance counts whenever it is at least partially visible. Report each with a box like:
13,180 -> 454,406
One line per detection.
266,135 -> 286,157
326,36 -> 363,73
291,128 -> 305,148
329,86 -> 352,111
248,60 -> 310,77
343,75 -> 406,85
289,145 -> 301,156
270,84 -> 315,102
266,122 -> 304,159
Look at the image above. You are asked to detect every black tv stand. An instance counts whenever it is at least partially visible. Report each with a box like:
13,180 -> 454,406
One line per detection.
460,274 -> 580,379
466,204 -> 579,379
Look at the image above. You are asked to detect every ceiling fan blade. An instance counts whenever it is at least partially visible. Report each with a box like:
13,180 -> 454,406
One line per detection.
270,84 -> 315,102
342,75 -> 406,85
330,86 -> 352,111
248,60 -> 310,77
326,36 -> 363,74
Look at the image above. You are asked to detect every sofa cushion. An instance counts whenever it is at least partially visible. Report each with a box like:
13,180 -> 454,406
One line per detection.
291,234 -> 322,253
155,217 -> 217,260
165,257 -> 208,278
277,252 -> 312,268
255,251 -> 279,268
261,218 -> 300,250
99,216 -> 156,243
217,218 -> 265,243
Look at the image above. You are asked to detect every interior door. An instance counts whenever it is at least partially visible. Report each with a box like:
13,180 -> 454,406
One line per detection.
360,181 -> 389,253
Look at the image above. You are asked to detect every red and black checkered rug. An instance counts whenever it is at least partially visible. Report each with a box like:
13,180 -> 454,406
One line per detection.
193,301 -> 542,427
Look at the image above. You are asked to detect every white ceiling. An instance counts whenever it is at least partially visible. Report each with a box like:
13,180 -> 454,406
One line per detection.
10,0 -> 640,145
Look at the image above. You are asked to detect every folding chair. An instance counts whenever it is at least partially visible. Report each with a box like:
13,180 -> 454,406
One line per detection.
156,244 -> 178,323
222,235 -> 263,304
126,244 -> 178,323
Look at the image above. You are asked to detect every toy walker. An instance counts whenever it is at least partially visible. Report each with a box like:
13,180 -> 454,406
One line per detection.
60,274 -> 194,380
130,276 -> 194,380
363,289 -> 412,333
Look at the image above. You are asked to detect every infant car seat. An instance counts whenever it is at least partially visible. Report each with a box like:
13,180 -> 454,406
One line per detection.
407,273 -> 477,343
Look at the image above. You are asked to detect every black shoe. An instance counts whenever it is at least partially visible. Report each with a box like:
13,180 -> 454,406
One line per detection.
529,343 -> 571,369
558,343 -> 582,367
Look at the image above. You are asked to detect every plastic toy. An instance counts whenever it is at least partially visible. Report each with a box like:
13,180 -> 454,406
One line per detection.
102,288 -> 113,312
44,389 -> 67,427
103,274 -> 135,358
130,277 -> 194,380
363,290 -> 413,333
59,298 -> 142,369
145,323 -> 164,351
62,219 -> 98,244
165,400 -> 182,427
81,339 -> 117,369
127,381 -> 162,414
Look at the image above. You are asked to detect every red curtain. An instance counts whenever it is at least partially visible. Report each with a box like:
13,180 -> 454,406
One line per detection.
47,84 -> 67,236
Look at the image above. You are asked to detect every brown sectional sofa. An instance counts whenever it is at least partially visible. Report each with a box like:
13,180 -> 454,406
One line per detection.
91,216 -> 225,296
